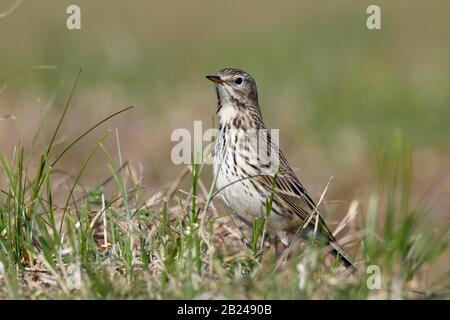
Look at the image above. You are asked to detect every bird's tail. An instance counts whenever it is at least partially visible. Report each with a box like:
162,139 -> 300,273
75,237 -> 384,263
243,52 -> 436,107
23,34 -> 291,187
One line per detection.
328,241 -> 357,272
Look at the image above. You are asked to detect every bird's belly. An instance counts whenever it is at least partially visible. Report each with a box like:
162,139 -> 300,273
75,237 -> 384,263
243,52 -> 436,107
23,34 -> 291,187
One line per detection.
216,171 -> 293,239
213,129 -> 291,232
215,164 -> 265,223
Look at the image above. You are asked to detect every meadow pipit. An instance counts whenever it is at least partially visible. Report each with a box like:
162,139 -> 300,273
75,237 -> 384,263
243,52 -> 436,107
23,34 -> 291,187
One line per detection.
207,68 -> 355,269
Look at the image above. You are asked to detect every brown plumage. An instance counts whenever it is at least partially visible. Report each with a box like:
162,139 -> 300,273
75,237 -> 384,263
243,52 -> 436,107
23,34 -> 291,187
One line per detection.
207,67 -> 355,270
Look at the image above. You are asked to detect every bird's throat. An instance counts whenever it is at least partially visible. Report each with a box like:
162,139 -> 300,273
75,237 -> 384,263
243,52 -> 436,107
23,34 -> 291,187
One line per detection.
217,103 -> 240,125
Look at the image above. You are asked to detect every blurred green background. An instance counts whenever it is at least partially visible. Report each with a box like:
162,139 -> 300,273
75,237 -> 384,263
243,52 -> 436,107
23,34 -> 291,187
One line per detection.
0,0 -> 449,227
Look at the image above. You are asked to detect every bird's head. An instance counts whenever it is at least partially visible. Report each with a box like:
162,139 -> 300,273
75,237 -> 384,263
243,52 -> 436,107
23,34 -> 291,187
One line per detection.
206,68 -> 259,112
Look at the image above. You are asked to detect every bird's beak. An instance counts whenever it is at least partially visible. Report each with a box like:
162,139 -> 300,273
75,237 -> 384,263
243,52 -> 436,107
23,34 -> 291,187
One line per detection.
206,75 -> 224,84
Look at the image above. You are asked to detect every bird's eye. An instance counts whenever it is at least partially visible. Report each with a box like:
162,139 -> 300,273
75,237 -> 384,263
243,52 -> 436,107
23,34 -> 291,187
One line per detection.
234,77 -> 243,85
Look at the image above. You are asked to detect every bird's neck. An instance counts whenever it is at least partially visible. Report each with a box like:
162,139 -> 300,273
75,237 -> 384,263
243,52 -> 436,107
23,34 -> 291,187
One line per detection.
217,98 -> 263,131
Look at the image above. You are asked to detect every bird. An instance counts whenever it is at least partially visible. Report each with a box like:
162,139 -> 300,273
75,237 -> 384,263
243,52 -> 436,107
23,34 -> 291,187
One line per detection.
206,67 -> 355,270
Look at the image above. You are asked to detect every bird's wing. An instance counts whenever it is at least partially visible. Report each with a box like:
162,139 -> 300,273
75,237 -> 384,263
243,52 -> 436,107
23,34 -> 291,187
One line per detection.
252,128 -> 338,243
259,166 -> 337,241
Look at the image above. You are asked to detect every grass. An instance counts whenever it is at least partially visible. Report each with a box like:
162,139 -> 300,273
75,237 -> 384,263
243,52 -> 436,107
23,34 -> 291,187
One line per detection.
0,73 -> 448,299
